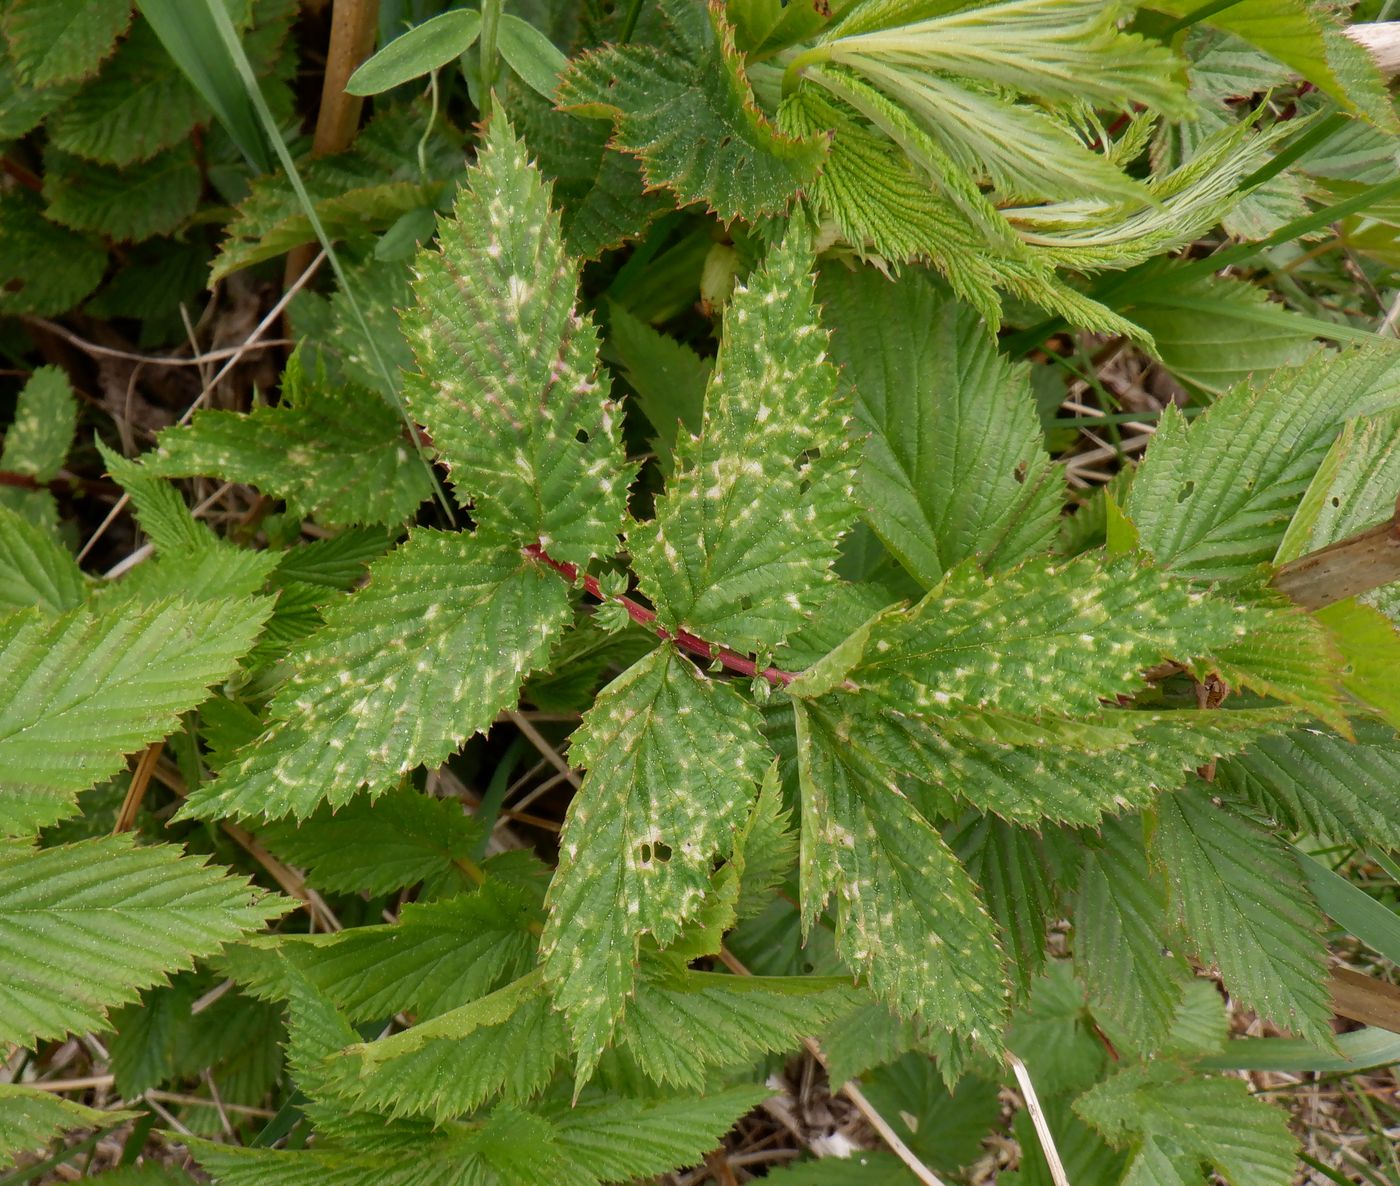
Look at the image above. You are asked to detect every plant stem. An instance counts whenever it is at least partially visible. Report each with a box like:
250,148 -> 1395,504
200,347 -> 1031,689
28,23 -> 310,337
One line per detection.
523,544 -> 798,687
478,0 -> 501,124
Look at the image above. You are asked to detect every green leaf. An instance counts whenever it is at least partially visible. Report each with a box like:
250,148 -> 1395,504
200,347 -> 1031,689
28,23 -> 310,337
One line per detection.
1127,346 -> 1400,585
861,1055 -> 1001,1174
0,595 -> 271,837
1126,274 -> 1319,397
1150,787 -> 1333,1044
1,363 -> 76,483
604,302 -> 710,464
556,0 -> 826,222
542,646 -> 770,1080
0,835 -> 288,1050
1147,0 -> 1398,130
1295,848 -> 1400,969
2,0 -> 131,86
178,530 -> 572,822
0,1083 -> 135,1169
146,352 -> 433,528
1073,813 -> 1188,1052
401,116 -> 631,563
819,265 -> 1062,588
1076,1061 -> 1298,1186
42,144 -> 201,242
1314,598 -> 1400,730
845,554 -> 1251,720
630,234 -> 858,653
1217,718 -> 1400,850
345,9 -> 482,95
258,786 -> 486,898
0,506 -> 86,614
47,21 -> 208,165
0,55 -> 78,140
0,190 -> 107,317
793,699 -> 1007,1043
497,14 -> 566,102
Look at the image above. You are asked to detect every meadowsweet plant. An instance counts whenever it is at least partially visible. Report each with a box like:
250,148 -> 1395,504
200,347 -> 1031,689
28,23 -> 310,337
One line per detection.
4,1 -> 1400,1182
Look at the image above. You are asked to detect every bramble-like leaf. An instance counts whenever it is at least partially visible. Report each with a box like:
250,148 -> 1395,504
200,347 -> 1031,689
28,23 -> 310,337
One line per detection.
557,0 -> 825,222
793,699 -> 1007,1044
1,0 -> 130,87
1151,787 -> 1333,1044
178,530 -> 571,822
0,595 -> 270,837
630,234 -> 857,653
46,22 -> 207,165
1218,719 -> 1400,850
0,1084 -> 134,1169
820,266 -> 1062,587
0,363 -> 77,530
542,646 -> 770,1080
42,144 -> 201,242
0,506 -> 85,614
0,190 -> 106,317
1076,1061 -> 1298,1186
1127,346 -> 1400,585
401,117 -> 631,563
846,554 -> 1250,719
0,835 -> 288,1050
1073,814 -> 1188,1052
146,353 -> 433,527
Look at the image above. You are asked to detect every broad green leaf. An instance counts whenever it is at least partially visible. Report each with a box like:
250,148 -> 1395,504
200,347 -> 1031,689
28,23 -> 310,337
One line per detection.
542,647 -> 769,1080
630,234 -> 858,653
42,144 -> 201,241
605,302 -> 710,464
557,0 -> 826,222
0,595 -> 270,837
46,22 -> 207,165
0,365 -> 75,483
793,699 -> 1007,1043
497,14 -> 567,102
146,352 -> 433,527
0,54 -> 78,140
0,190 -> 106,317
1218,718 -> 1400,850
1006,961 -> 1109,1096
227,873 -> 541,1023
734,761 -> 798,921
1076,1061 -> 1298,1186
1126,274 -> 1319,396
1150,787 -> 1333,1044
2,0 -> 131,86
1073,813 -> 1188,1052
345,9 -> 482,95
1127,346 -> 1400,585
0,1084 -> 135,1169
1147,0 -> 1398,130
1315,598 -> 1400,730
860,1055 -> 1001,1174
0,835 -> 288,1049
178,530 -> 571,822
513,92 -> 672,261
258,786 -> 486,897
0,506 -> 86,614
948,813 -> 1056,998
401,117 -> 631,563
614,961 -> 861,1090
845,554 -> 1251,720
820,265 -> 1061,587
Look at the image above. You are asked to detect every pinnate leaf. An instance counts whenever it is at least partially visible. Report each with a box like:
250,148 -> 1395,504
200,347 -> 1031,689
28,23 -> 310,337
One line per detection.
179,530 -> 571,823
630,233 -> 858,653
793,699 -> 1007,1044
0,835 -> 289,1050
542,646 -> 769,1080
401,117 -> 630,563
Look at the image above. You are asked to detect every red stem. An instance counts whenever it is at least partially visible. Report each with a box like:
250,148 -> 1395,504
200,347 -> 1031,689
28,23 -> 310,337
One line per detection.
523,543 -> 798,688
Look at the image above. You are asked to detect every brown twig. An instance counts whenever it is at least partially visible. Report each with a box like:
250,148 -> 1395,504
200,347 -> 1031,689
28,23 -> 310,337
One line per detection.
1329,967 -> 1400,1032
113,743 -> 162,834
523,544 -> 799,688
